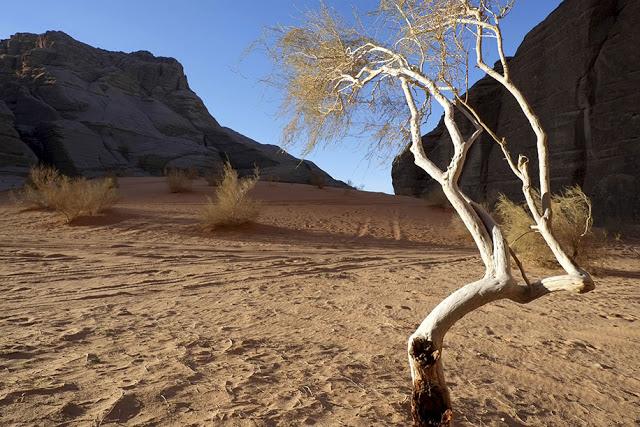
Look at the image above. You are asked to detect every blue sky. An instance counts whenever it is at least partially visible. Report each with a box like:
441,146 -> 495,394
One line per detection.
0,0 -> 562,193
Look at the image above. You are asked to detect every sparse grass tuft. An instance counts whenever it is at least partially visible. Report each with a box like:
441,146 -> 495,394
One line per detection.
15,165 -> 118,222
201,162 -> 261,230
495,186 -> 602,267
166,168 -> 193,193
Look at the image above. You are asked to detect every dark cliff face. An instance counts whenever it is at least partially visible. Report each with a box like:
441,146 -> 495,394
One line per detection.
392,0 -> 640,224
0,31 -> 343,189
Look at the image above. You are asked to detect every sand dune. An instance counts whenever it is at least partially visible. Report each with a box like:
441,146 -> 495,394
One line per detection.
1,178 -> 639,426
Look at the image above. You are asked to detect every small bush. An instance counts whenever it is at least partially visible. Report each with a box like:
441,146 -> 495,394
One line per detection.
18,165 -> 61,209
15,165 -> 118,222
495,186 -> 601,266
166,168 -> 193,193
53,177 -> 119,222
105,171 -> 119,189
309,171 -> 326,189
186,166 -> 199,180
201,162 -> 261,230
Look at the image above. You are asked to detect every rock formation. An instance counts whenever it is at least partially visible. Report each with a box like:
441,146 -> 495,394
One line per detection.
392,0 -> 640,225
0,31 -> 343,189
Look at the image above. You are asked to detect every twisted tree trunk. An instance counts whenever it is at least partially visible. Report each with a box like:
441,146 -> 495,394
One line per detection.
402,51 -> 594,424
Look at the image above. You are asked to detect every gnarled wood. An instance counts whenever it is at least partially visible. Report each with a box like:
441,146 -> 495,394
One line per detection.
274,2 -> 596,424
409,337 -> 452,426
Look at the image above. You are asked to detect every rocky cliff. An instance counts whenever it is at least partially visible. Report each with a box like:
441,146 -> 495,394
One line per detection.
0,31 -> 342,189
392,0 -> 640,225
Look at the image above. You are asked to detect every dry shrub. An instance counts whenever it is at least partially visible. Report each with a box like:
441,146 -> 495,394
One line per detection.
496,186 -> 602,267
201,163 -> 261,230
15,165 -> 118,222
106,171 -> 119,189
309,170 -> 326,189
166,168 -> 193,193
17,165 -> 61,209
52,177 -> 119,222
186,166 -> 199,180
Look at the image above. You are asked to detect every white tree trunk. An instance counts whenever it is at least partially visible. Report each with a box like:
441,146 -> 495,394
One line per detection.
400,52 -> 595,425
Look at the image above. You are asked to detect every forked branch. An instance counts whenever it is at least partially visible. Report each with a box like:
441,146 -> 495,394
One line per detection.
271,2 -> 595,425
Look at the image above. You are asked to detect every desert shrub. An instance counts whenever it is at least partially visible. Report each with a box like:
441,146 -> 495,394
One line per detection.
186,166 -> 199,180
15,165 -> 118,222
52,177 -> 119,222
17,165 -> 61,209
495,186 -> 601,266
309,170 -> 326,189
105,171 -> 119,189
201,162 -> 261,230
166,168 -> 193,193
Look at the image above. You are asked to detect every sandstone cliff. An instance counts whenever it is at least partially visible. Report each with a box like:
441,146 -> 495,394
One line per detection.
0,31 -> 342,189
392,0 -> 640,224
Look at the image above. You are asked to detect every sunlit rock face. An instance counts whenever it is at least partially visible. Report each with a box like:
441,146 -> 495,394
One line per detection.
0,31 -> 343,189
392,0 -> 640,225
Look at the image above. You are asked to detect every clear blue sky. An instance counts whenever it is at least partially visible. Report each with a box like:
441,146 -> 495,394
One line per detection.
0,0 -> 562,193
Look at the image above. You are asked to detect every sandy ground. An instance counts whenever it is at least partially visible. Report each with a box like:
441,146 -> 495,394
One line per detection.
0,177 -> 639,426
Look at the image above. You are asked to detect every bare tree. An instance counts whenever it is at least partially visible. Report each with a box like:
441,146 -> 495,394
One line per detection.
268,1 -> 595,425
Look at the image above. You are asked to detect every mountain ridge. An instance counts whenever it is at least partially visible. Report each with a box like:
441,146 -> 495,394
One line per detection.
0,30 -> 344,189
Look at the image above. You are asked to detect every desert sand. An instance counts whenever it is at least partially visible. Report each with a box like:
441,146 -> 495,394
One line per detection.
0,177 -> 639,426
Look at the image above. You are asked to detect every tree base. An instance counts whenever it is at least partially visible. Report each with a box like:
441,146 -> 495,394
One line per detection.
410,337 -> 453,426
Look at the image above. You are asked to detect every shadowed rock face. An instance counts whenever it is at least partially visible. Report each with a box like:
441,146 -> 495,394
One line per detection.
0,31 -> 343,189
392,0 -> 640,225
